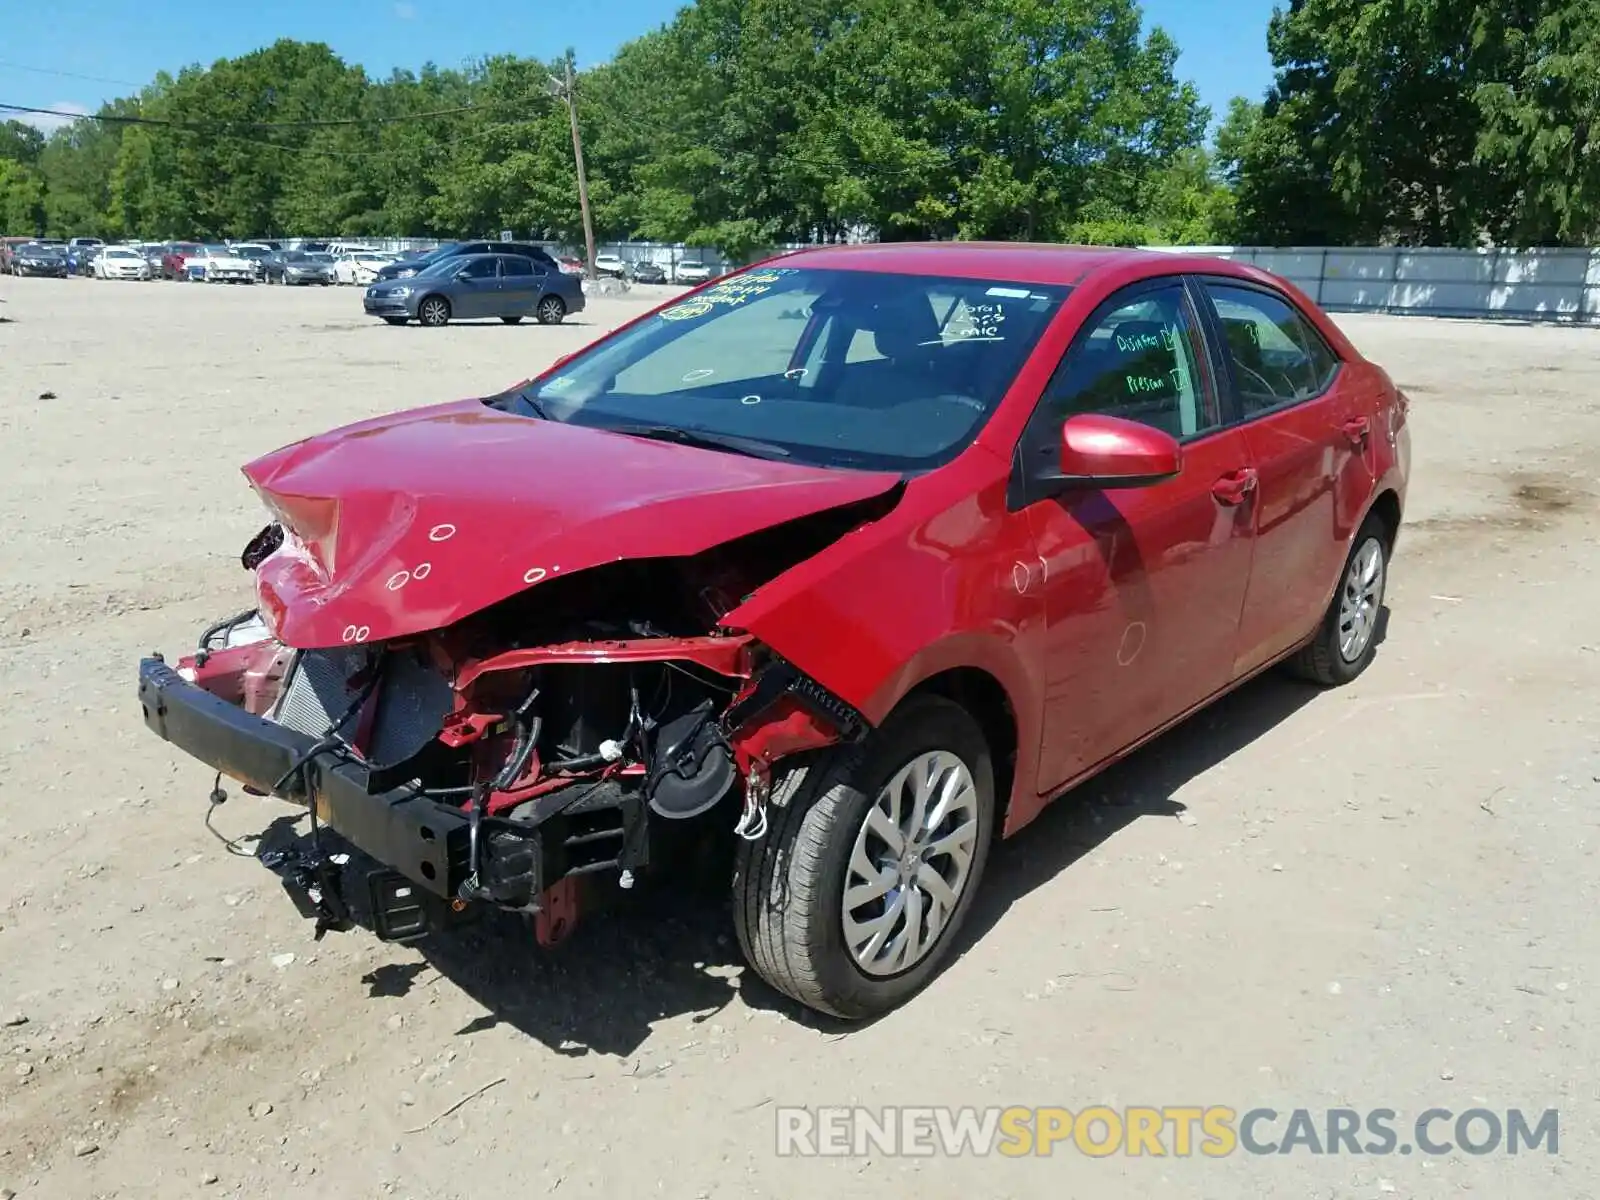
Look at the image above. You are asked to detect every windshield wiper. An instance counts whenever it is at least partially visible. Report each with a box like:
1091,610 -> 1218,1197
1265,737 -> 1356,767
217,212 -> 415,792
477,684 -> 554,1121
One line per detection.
608,423 -> 791,459
503,388 -> 554,419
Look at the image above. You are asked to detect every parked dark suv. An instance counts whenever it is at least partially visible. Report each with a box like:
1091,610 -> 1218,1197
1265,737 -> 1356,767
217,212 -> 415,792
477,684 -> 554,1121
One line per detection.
371,241 -> 561,283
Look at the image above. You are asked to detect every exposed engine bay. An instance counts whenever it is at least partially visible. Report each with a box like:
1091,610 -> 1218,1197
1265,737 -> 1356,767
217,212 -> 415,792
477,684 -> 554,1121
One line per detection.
156,502 -> 880,943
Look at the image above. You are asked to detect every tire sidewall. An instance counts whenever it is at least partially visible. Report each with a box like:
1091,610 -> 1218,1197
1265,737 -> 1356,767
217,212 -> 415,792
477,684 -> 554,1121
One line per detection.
799,698 -> 995,1015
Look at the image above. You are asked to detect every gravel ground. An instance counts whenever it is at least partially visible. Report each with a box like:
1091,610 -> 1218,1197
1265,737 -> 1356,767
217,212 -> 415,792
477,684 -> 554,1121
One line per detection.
1,276 -> 1597,1199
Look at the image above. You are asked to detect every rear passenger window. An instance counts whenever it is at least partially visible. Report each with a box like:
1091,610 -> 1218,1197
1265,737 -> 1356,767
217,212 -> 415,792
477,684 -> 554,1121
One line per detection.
1204,283 -> 1340,415
1042,284 -> 1221,440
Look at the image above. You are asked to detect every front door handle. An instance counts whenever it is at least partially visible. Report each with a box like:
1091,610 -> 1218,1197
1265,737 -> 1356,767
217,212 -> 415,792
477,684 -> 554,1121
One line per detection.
1212,467 -> 1258,506
1342,416 -> 1371,447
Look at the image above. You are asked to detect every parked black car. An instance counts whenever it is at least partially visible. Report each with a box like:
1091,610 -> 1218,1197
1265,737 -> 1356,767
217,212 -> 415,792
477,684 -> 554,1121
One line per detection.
363,252 -> 585,327
11,243 -> 69,278
630,260 -> 667,284
371,240 -> 561,283
263,250 -> 337,285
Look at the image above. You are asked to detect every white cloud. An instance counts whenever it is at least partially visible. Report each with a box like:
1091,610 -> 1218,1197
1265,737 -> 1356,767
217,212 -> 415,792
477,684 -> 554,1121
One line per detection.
15,101 -> 90,135
394,2 -> 417,17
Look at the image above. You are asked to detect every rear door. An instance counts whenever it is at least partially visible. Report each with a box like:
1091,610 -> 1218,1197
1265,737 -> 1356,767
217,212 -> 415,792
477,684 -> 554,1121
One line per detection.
1020,277 -> 1258,793
1192,276 -> 1372,675
500,255 -> 542,314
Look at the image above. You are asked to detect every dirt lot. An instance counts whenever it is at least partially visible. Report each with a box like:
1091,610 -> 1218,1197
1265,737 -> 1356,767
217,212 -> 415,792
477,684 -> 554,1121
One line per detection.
1,276 -> 1597,1199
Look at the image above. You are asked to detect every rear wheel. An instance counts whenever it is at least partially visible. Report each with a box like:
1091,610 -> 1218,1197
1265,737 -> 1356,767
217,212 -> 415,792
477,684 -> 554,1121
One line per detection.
732,695 -> 994,1019
536,295 -> 566,325
1286,513 -> 1390,686
418,296 -> 451,327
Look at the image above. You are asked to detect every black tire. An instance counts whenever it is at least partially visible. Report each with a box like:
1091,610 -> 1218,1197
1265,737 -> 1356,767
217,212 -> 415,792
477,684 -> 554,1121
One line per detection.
383,317 -> 408,326
500,315 -> 524,325
1286,513 -> 1391,686
536,295 -> 566,325
732,694 -> 995,1020
418,295 -> 451,327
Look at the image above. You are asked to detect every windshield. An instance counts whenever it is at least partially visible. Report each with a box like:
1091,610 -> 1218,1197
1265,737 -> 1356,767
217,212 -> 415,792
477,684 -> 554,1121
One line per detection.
203,244 -> 229,254
497,266 -> 1070,472
417,256 -> 474,278
304,252 -> 333,263
27,245 -> 62,257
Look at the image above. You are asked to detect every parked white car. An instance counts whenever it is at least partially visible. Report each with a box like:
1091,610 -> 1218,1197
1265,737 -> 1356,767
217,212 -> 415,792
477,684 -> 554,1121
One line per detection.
333,252 -> 394,286
228,242 -> 276,279
673,259 -> 715,284
593,252 -> 627,278
94,245 -> 153,281
192,245 -> 257,284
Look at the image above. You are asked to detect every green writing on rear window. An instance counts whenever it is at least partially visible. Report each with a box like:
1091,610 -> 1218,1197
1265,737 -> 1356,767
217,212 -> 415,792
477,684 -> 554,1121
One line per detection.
1126,374 -> 1169,395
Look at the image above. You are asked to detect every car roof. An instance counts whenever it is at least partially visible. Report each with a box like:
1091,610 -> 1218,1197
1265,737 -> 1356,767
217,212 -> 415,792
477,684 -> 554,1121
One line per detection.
770,241 -> 1264,288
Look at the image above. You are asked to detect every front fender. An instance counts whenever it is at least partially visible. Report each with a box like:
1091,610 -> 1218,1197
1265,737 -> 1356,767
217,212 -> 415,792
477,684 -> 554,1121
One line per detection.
723,454 -> 1047,819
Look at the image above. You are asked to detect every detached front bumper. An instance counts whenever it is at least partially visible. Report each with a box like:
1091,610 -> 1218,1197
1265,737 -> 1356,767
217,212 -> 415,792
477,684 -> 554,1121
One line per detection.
137,656 -> 469,898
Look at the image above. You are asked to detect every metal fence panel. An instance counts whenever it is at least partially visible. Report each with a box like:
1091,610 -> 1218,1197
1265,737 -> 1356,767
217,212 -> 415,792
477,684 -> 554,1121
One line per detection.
1147,244 -> 1600,323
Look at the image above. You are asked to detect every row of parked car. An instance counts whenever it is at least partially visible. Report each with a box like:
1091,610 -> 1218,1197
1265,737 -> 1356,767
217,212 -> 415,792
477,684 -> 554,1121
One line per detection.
0,237 -> 426,285
2,236 -> 721,287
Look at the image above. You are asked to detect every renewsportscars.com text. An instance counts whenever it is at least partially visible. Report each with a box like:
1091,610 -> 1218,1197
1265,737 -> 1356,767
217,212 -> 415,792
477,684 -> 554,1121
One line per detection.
775,1106 -> 1560,1158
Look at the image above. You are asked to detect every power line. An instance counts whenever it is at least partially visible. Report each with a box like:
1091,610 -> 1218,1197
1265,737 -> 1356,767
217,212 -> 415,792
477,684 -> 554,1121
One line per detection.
0,95 -> 531,131
0,59 -> 146,89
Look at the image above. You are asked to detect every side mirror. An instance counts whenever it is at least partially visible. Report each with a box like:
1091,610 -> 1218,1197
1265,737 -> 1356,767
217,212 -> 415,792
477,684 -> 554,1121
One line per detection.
1056,413 -> 1181,489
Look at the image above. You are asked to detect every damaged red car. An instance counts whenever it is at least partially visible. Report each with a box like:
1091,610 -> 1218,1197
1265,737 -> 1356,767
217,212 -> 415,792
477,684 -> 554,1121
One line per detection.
137,243 -> 1410,1019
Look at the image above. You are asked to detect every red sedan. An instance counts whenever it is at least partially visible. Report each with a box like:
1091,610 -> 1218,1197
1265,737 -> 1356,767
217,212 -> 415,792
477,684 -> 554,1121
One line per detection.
136,243 -> 1409,1019
160,242 -> 203,280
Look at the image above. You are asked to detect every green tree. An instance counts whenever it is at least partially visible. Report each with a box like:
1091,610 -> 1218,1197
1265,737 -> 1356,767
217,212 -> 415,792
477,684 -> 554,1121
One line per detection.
0,159 -> 48,235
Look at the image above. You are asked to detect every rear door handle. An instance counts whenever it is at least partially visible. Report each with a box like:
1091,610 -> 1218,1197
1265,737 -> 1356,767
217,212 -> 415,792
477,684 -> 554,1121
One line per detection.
1212,467 -> 1258,506
1342,416 -> 1371,447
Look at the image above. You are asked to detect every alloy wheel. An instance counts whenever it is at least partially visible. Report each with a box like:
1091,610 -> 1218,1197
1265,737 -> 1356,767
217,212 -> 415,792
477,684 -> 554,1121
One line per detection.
1338,536 -> 1385,662
842,750 -> 981,977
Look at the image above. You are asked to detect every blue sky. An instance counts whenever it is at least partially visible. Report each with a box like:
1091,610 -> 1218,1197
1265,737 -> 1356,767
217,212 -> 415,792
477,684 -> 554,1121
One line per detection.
1,0 -> 1279,135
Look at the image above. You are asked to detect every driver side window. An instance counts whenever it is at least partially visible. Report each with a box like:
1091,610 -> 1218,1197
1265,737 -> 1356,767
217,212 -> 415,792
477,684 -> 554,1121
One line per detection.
459,257 -> 499,280
1040,283 -> 1221,440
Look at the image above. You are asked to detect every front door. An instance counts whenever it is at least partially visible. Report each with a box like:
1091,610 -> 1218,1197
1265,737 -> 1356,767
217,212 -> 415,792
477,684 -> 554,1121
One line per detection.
452,256 -> 501,319
1018,279 -> 1257,794
1194,277 -> 1373,675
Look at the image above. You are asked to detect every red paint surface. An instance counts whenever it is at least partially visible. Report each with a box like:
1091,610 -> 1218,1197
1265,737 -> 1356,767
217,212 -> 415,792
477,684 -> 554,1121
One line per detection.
243,400 -> 900,648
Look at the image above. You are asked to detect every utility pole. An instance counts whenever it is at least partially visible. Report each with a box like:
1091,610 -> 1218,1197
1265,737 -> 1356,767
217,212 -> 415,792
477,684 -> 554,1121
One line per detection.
550,50 -> 597,280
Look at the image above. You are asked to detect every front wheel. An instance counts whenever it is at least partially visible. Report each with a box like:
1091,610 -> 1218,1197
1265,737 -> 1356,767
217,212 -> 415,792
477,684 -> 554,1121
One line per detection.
732,694 -> 995,1020
417,295 -> 451,327
1286,514 -> 1390,686
536,295 -> 566,325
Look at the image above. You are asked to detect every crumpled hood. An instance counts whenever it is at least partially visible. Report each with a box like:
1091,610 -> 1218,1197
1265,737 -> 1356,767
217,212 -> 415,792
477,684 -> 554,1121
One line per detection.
244,398 -> 901,648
